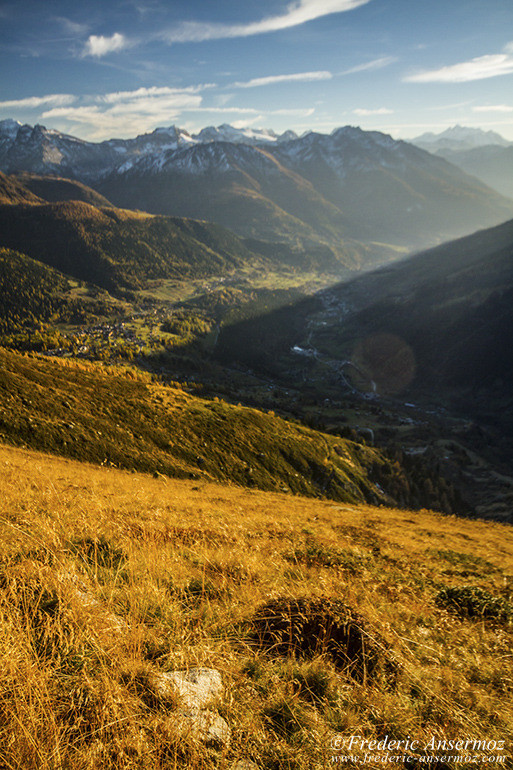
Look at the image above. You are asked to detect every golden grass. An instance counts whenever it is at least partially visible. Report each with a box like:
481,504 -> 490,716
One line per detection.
0,442 -> 512,769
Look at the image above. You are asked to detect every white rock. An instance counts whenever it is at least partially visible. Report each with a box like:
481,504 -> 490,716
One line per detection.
191,710 -> 231,748
148,667 -> 223,710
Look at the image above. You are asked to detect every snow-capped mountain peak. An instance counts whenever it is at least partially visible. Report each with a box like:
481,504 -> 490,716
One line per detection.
0,119 -> 22,136
194,124 -> 297,145
413,125 -> 511,151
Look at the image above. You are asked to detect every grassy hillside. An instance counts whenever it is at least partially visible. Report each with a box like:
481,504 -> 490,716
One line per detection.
0,199 -> 261,292
0,247 -> 72,331
0,248 -> 127,336
0,442 -> 512,769
0,347 -> 396,506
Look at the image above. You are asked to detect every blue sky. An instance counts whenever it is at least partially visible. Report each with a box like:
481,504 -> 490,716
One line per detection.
1,0 -> 513,141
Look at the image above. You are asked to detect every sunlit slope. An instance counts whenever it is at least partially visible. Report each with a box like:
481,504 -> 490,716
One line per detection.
0,442 -> 512,769
0,347 -> 390,505
16,172 -> 115,207
0,170 -> 42,205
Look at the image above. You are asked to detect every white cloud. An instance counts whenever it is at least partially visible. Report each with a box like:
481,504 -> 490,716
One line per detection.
341,56 -> 397,75
405,45 -> 513,83
472,104 -> 513,113
161,0 -> 371,43
353,107 -> 393,116
272,108 -> 315,116
83,32 -> 128,57
231,116 -> 264,129
191,106 -> 315,116
232,71 -> 332,88
99,85 -> 215,104
191,107 -> 259,115
41,86 -> 203,139
32,82 -> 317,139
0,93 -> 76,110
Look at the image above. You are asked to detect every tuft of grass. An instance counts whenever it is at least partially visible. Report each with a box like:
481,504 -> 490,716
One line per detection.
263,697 -> 309,739
435,585 -> 512,623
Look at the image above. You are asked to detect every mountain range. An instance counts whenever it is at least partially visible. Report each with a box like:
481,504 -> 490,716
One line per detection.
412,125 -> 512,152
1,120 -> 512,261
412,125 -> 513,200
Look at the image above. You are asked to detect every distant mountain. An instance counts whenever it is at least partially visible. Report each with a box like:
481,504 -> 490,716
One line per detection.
268,126 -> 513,246
1,120 -> 513,260
413,125 -> 512,152
100,126 -> 513,255
412,126 -> 513,201
0,120 -> 293,180
195,123 -> 298,145
99,139 -> 369,267
422,145 -> 513,201
0,120 -> 197,182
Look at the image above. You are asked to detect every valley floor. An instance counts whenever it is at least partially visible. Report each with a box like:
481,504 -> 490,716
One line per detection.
0,443 -> 512,769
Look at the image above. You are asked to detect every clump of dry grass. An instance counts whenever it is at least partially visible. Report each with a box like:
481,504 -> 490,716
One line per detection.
0,443 -> 512,769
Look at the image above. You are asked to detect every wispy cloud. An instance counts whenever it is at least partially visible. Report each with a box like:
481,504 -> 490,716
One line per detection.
353,107 -> 393,116
127,1 -> 164,18
17,81 -> 316,139
0,93 -> 76,110
83,32 -> 128,58
161,0 -> 371,44
232,71 -> 332,88
472,104 -> 513,113
41,86 -> 203,139
341,56 -> 397,75
54,17 -> 89,36
405,43 -> 513,83
191,106 -> 315,117
231,116 -> 264,129
98,85 -> 215,104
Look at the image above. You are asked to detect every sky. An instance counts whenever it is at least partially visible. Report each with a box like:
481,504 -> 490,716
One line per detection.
1,0 -> 513,142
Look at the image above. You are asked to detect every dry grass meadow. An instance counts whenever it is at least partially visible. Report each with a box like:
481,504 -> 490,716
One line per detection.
0,442 -> 512,769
